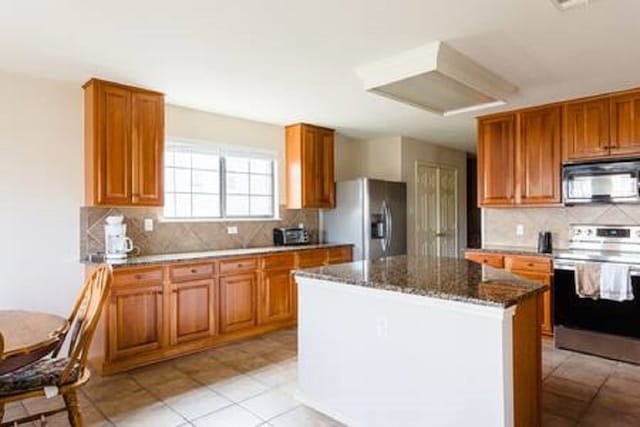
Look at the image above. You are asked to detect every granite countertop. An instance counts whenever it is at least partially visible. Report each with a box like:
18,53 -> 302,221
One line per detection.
294,255 -> 548,308
466,246 -> 554,258
83,243 -> 353,268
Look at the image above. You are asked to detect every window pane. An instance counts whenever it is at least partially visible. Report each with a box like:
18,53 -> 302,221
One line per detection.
250,159 -> 272,174
174,169 -> 191,192
192,153 -> 219,170
165,151 -> 175,167
226,195 -> 249,216
250,175 -> 272,195
193,170 -> 219,194
226,172 -> 249,194
250,196 -> 273,216
164,168 -> 175,191
164,193 -> 176,217
174,151 -> 191,168
175,193 -> 192,217
193,194 -> 220,217
226,157 -> 250,172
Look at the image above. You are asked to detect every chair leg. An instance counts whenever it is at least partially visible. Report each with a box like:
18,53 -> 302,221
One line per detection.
63,391 -> 82,427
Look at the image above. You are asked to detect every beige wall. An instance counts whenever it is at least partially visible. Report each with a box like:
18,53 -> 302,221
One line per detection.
334,134 -> 363,181
401,137 -> 468,257
0,70 -> 83,315
166,105 -> 287,203
358,137 -> 403,181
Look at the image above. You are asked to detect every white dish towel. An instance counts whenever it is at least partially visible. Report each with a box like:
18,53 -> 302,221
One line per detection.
600,263 -> 633,302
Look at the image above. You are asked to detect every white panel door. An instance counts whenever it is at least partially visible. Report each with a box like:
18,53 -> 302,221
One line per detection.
416,163 -> 459,258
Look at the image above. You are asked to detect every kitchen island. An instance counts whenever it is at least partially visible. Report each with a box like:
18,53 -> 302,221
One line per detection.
294,256 -> 547,427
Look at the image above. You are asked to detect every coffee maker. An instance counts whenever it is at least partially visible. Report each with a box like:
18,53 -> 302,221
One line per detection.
104,216 -> 134,260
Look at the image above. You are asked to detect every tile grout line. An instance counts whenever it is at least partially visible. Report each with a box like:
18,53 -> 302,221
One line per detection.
126,372 -> 191,427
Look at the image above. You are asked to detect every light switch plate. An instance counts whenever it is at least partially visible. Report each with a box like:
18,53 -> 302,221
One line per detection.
144,218 -> 154,232
516,224 -> 524,236
227,226 -> 238,235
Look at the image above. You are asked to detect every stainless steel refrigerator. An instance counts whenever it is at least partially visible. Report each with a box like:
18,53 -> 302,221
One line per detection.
321,178 -> 407,261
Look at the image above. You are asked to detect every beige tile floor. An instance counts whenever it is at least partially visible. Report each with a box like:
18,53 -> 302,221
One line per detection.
4,330 -> 640,426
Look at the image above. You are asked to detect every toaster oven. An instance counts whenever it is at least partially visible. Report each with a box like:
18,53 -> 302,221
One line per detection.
273,227 -> 310,246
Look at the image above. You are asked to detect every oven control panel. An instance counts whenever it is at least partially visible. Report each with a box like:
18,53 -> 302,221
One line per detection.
569,224 -> 640,250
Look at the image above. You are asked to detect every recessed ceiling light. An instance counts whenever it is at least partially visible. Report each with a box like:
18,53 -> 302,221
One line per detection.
551,0 -> 590,11
356,41 -> 517,116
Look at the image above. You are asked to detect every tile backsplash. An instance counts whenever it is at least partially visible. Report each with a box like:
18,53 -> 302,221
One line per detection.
483,204 -> 640,249
80,206 -> 319,258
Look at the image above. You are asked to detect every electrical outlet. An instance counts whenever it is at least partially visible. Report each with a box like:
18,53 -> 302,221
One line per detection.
376,316 -> 388,338
144,218 -> 154,232
227,226 -> 238,235
516,224 -> 524,236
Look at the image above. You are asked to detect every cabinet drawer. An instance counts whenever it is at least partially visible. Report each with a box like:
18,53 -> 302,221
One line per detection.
262,253 -> 295,271
464,252 -> 504,269
506,256 -> 552,273
219,257 -> 259,275
297,249 -> 328,268
327,246 -> 352,264
170,263 -> 215,282
114,267 -> 164,286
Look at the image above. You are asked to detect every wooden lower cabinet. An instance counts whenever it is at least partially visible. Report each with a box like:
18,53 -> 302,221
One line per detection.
90,245 -> 353,374
512,271 -> 553,336
170,279 -> 216,345
108,284 -> 164,360
220,273 -> 258,333
259,269 -> 294,324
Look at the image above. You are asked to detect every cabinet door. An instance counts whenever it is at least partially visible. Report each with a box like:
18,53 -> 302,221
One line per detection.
219,273 -> 257,333
478,115 -> 516,206
171,279 -> 216,345
518,106 -> 562,205
97,84 -> 132,205
301,127 -> 335,208
512,271 -> 553,336
259,269 -> 294,324
108,284 -> 163,360
610,92 -> 640,156
564,97 -> 610,160
131,92 -> 164,206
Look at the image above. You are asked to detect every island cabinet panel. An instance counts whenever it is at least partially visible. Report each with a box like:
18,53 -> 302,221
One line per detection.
285,123 -> 335,209
477,114 -> 516,206
610,91 -> 640,156
564,97 -> 610,160
219,273 -> 258,333
518,106 -> 562,205
170,279 -> 217,345
108,284 -> 164,360
84,78 -> 164,207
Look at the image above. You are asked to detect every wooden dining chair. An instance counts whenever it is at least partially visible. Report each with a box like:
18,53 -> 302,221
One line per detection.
0,265 -> 112,426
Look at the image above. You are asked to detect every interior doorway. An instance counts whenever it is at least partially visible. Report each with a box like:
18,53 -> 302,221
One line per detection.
415,162 -> 459,258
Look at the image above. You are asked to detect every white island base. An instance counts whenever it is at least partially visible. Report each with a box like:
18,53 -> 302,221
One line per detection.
295,277 -> 541,427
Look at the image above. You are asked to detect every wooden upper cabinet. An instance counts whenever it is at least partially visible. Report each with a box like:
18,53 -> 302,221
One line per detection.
478,114 -> 516,206
518,106 -> 562,205
132,92 -> 164,205
564,97 -> 610,160
610,91 -> 640,156
84,78 -> 164,206
285,123 -> 335,209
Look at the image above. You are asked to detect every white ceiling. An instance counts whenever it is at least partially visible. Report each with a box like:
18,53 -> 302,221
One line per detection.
1,0 -> 639,152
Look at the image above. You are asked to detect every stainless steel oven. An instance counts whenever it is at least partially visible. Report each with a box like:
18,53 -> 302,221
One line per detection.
562,159 -> 640,205
554,224 -> 640,364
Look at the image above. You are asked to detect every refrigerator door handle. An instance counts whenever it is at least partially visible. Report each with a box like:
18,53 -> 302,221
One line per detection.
385,202 -> 393,257
381,201 -> 388,253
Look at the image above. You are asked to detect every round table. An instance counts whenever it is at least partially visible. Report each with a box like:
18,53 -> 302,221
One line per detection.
0,310 -> 68,375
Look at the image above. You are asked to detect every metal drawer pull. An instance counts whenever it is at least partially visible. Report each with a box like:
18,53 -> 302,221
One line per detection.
134,274 -> 143,280
190,269 -> 198,274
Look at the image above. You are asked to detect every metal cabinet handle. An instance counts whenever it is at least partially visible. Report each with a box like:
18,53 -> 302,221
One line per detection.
190,268 -> 198,274
134,274 -> 143,280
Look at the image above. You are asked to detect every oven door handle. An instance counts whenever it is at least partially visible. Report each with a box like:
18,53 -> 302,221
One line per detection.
554,260 -> 640,276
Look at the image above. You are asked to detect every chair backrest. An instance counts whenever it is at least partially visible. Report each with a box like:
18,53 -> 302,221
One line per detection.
58,265 -> 112,383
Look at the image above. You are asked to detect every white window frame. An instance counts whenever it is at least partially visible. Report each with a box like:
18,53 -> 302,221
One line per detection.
163,138 -> 279,221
